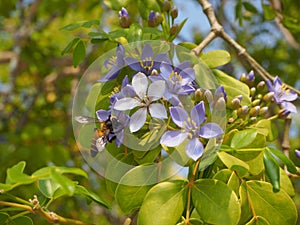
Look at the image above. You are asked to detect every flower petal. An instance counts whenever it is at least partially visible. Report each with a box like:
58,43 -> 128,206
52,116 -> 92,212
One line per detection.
149,103 -> 167,119
132,72 -> 148,99
180,67 -> 195,85
114,97 -> 142,110
281,101 -> 297,113
160,130 -> 188,147
142,44 -> 153,60
160,62 -> 173,81
99,67 -> 120,82
130,108 -> 147,132
125,57 -> 142,72
191,101 -> 205,126
96,109 -> 110,121
199,122 -> 224,139
153,53 -> 170,69
280,90 -> 298,102
186,138 -> 204,161
148,80 -> 165,101
170,106 -> 188,128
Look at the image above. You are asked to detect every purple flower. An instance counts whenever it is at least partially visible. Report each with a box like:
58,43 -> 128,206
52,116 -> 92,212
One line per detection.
125,44 -> 170,76
157,62 -> 195,105
295,150 -> 300,159
246,70 -> 254,82
100,44 -> 125,82
266,76 -> 298,113
113,72 -> 167,132
160,101 -> 223,161
148,10 -> 156,27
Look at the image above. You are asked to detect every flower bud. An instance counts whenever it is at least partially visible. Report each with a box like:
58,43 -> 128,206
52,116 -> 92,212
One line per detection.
118,7 -> 131,28
257,81 -> 265,91
249,106 -> 260,117
240,73 -> 247,83
170,6 -> 178,19
230,97 -> 241,109
247,70 -> 255,84
256,94 -> 263,100
204,90 -> 213,103
263,92 -> 274,102
163,0 -> 171,12
170,24 -> 179,35
259,106 -> 269,116
250,87 -> 256,97
250,117 -> 257,122
251,99 -> 261,106
237,106 -> 249,119
228,117 -> 235,124
155,12 -> 163,25
215,97 -> 226,111
148,11 -> 156,27
195,88 -> 204,102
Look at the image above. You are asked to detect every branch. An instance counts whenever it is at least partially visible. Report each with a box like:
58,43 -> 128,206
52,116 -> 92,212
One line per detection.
193,0 -> 300,96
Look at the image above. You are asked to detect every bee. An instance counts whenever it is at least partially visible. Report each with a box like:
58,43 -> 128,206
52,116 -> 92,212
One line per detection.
75,115 -> 115,157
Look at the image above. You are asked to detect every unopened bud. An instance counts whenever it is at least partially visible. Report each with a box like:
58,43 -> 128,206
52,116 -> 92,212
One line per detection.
252,99 -> 261,106
118,7 -> 131,28
250,106 -> 260,117
204,90 -> 213,103
250,87 -> 256,96
250,117 -> 257,122
240,73 -> 247,83
228,117 -> 235,124
155,12 -> 163,25
256,94 -> 263,100
259,106 -> 269,116
237,106 -> 249,119
263,92 -> 274,102
163,1 -> 171,12
148,10 -> 156,27
170,24 -> 179,35
230,98 -> 241,109
215,97 -> 226,111
246,70 -> 255,86
170,6 -> 178,19
195,88 -> 204,102
257,81 -> 265,91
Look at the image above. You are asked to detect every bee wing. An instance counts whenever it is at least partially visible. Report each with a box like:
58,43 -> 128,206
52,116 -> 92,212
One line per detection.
75,116 -> 97,124
90,136 -> 107,157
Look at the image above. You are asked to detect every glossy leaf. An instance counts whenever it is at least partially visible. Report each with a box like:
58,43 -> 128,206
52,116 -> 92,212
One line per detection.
218,151 -> 249,177
73,40 -> 86,67
244,181 -> 297,225
268,147 -> 297,174
75,185 -> 110,208
239,182 -> 252,225
213,69 -> 251,105
50,168 -> 75,196
192,179 -> 240,225
231,129 -> 257,149
253,119 -> 277,142
0,212 -> 9,224
7,216 -> 33,225
38,179 -> 60,198
5,161 -> 36,185
279,168 -> 295,196
178,42 -> 198,50
0,183 -> 13,192
263,149 -> 280,192
246,216 -> 270,225
138,180 -> 188,225
201,50 -> 231,68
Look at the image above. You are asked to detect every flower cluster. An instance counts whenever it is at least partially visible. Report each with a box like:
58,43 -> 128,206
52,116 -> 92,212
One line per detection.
94,43 -> 224,161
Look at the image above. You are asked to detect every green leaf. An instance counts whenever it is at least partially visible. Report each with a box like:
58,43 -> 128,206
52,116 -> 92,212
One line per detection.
103,0 -> 131,10
279,168 -> 295,196
244,151 -> 264,175
115,166 -> 154,214
246,216 -> 270,225
213,169 -> 240,196
235,0 -> 243,26
61,37 -> 80,55
60,20 -> 99,31
127,24 -> 142,43
75,185 -> 110,208
245,181 -> 297,225
218,151 -> 249,177
50,169 -> 75,196
231,129 -> 257,149
194,60 -> 218,90
38,179 -> 60,198
0,183 -> 13,192
0,212 -> 9,224
213,69 -> 251,105
73,40 -> 86,67
138,180 -> 188,225
168,18 -> 188,42
253,119 -> 277,141
178,42 -> 198,50
192,179 -> 240,225
262,4 -> 275,20
239,182 -> 252,224
201,50 -> 231,68
268,147 -> 297,174
263,149 -> 280,192
7,216 -> 33,225
55,167 -> 88,178
242,2 -> 258,14
6,161 -> 36,185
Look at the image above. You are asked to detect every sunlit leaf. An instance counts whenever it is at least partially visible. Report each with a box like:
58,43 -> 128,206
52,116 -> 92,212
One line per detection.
6,161 -> 36,185
201,50 -> 231,68
231,129 -> 257,149
50,169 -> 75,196
75,185 -> 110,208
61,37 -> 80,55
192,179 -> 240,225
263,149 -> 280,192
38,179 -> 60,198
267,147 -> 297,174
246,216 -> 270,225
138,180 -> 188,225
73,40 -> 86,67
244,181 -> 297,225
218,151 -> 249,177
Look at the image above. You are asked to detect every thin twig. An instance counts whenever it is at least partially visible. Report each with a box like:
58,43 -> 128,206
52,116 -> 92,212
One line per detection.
193,0 -> 300,96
